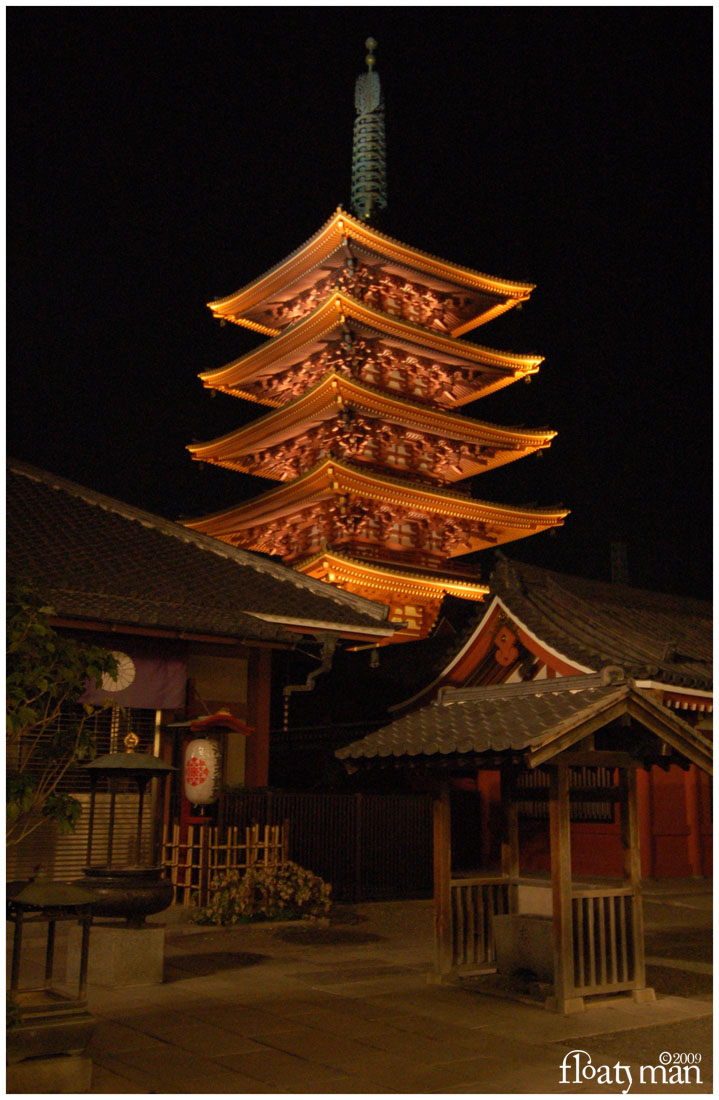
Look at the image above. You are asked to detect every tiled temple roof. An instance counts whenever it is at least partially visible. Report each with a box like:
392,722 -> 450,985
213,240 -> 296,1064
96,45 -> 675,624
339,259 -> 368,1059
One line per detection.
336,670 -> 713,771
7,461 -> 393,643
488,553 -> 712,691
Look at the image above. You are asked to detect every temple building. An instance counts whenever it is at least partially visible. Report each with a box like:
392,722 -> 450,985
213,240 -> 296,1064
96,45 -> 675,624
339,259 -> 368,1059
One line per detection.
185,40 -> 568,641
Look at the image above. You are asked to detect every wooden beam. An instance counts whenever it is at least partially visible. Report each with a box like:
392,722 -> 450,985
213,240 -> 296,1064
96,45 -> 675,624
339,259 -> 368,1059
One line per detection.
627,696 -> 712,774
553,751 -> 636,768
527,699 -> 630,768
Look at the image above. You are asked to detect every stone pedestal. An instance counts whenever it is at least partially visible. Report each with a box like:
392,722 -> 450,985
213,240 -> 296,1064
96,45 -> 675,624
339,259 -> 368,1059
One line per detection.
67,923 -> 165,988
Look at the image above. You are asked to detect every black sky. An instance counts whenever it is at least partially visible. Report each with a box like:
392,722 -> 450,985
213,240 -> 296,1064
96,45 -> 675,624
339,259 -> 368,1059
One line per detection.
7,7 -> 712,600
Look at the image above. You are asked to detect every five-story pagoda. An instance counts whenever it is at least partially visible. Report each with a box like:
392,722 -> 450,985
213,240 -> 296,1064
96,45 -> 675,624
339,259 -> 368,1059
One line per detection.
185,40 -> 568,642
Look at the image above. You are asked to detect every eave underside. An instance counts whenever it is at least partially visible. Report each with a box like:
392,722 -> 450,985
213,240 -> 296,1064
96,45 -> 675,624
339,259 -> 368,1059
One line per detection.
189,373 -> 554,485
199,295 -> 542,410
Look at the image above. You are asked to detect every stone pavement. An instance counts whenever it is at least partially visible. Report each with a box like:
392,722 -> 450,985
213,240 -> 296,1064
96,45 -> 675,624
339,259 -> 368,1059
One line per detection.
76,882 -> 712,1094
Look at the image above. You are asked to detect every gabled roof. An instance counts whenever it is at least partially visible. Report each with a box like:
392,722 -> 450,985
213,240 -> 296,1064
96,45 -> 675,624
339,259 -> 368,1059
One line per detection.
488,554 -> 712,691
207,208 -> 535,337
7,461 -> 394,644
390,553 -> 713,712
199,291 -> 543,406
188,369 -> 556,482
183,457 -> 569,554
336,669 -> 713,774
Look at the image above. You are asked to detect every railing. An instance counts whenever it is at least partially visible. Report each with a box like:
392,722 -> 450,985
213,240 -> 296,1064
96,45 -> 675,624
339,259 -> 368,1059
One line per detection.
450,876 -> 515,971
446,877 -> 642,999
162,822 -> 289,908
571,886 -> 637,995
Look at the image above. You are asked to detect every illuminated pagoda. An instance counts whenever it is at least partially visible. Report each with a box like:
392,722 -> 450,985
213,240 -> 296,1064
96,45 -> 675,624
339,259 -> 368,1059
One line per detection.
186,40 -> 568,642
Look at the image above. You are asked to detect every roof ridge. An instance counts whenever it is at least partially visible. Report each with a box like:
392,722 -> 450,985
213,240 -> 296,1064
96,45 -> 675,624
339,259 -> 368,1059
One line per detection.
438,667 -> 627,706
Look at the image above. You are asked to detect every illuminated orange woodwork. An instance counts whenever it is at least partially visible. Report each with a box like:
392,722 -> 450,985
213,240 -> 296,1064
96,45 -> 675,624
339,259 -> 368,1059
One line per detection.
187,209 -> 566,641
207,208 -> 534,338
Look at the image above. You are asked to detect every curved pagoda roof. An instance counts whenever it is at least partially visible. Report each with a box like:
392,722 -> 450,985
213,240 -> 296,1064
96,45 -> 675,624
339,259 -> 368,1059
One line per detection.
207,208 -> 535,337
200,291 -> 543,407
182,456 -> 569,556
188,369 -> 556,483
296,547 -> 489,604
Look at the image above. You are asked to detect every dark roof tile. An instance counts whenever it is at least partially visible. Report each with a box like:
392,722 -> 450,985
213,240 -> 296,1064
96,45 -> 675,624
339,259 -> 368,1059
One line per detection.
7,461 -> 392,642
337,673 -> 628,760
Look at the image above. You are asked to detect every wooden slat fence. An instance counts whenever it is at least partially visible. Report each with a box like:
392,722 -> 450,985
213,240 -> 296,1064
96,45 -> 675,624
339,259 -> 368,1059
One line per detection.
450,876 -> 514,971
571,885 -> 636,995
162,822 -> 289,907
220,791 -> 433,902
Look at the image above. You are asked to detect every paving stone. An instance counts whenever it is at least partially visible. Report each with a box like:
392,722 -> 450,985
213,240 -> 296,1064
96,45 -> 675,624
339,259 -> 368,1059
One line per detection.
22,889 -> 708,1095
341,1050 -> 496,1092
112,1009 -> 266,1055
356,1025 -> 483,1063
86,1019 -> 172,1054
275,1005 -> 411,1041
215,1046 -> 358,1090
296,962 -> 419,984
89,1063 -> 145,1093
93,1047 -> 272,1093
197,1003 -> 305,1036
253,1023 -> 385,1070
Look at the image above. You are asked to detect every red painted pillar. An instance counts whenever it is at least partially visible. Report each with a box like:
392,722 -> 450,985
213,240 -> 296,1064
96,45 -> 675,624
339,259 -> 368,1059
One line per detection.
635,767 -> 653,878
684,766 -> 702,877
245,648 -> 272,787
476,770 -> 494,867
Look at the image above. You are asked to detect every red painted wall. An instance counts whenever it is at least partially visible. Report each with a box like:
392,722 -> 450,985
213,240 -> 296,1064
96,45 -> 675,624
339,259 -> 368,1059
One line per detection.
462,763 -> 711,880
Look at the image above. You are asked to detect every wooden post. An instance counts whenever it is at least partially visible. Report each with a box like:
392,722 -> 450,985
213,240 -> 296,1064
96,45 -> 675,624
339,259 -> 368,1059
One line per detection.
547,764 -> 582,1013
619,766 -> 655,1003
44,919 -> 56,989
432,780 -> 453,982
354,792 -> 363,904
500,764 -> 519,911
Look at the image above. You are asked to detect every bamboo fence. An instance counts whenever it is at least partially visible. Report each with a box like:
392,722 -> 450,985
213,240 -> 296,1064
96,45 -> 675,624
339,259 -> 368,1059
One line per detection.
161,821 -> 289,907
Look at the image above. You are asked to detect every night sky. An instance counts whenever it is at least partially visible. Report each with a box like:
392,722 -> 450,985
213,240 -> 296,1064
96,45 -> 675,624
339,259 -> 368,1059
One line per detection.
8,8 -> 712,600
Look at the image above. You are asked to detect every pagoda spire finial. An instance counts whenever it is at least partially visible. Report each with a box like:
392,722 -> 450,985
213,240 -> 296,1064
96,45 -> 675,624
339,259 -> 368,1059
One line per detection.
350,37 -> 387,223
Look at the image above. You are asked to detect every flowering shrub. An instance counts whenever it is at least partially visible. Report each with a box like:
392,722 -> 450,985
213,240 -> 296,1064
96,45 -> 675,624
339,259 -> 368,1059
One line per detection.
198,861 -> 332,925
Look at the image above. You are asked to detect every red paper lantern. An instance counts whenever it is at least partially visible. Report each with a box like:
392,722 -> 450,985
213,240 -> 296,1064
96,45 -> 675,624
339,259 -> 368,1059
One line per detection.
183,738 -> 222,805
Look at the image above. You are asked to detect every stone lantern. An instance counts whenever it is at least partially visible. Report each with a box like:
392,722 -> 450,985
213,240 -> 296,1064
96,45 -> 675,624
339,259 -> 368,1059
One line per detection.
67,729 -> 175,988
7,878 -> 97,1093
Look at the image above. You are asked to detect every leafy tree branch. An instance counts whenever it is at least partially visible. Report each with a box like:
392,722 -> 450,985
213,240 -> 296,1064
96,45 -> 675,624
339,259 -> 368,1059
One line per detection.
6,583 -> 119,847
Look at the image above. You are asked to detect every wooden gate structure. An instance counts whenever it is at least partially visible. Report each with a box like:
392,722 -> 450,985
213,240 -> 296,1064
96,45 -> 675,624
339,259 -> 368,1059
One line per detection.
336,668 -> 713,1013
